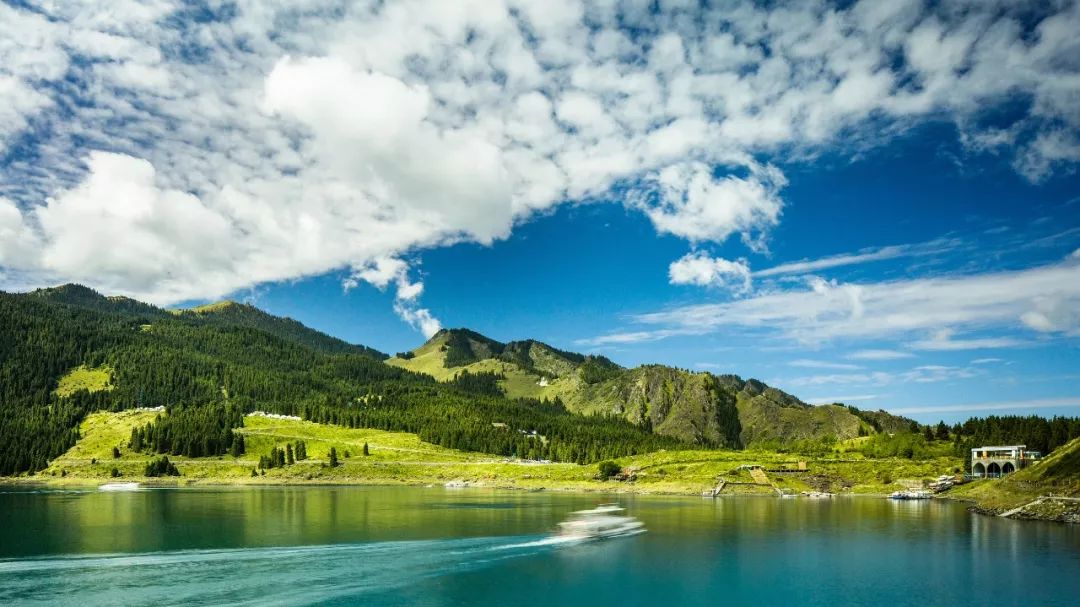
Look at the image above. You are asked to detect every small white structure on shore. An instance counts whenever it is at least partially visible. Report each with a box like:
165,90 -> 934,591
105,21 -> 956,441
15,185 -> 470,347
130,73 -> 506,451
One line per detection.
971,445 -> 1039,478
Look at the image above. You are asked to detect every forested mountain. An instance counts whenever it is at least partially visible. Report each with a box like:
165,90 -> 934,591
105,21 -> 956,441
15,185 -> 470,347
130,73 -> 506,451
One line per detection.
4,286 -> 1077,479
389,328 -> 914,448
0,286 -> 677,475
180,300 -> 386,359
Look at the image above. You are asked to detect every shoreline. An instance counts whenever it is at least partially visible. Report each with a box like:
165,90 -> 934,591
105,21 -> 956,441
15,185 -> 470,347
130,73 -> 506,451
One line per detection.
8,474 -> 1076,523
0,474 -> 875,497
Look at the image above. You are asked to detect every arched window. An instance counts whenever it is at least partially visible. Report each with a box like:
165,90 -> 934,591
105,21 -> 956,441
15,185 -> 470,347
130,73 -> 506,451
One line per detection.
987,462 -> 1002,478
1002,462 -> 1015,474
973,462 -> 986,477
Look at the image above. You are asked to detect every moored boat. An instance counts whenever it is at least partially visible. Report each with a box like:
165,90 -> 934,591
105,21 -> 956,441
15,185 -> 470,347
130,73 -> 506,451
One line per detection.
889,490 -> 932,500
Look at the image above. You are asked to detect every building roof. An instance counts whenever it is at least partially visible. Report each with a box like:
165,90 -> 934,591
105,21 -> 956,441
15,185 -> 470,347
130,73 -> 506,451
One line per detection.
971,445 -> 1027,451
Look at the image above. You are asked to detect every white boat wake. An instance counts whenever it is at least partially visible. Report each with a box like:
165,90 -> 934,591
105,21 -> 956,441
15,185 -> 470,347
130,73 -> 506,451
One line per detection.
0,534 -> 599,606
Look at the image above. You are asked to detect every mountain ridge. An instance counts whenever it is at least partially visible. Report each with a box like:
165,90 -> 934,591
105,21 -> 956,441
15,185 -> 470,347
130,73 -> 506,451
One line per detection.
28,284 -> 386,359
390,327 -> 915,447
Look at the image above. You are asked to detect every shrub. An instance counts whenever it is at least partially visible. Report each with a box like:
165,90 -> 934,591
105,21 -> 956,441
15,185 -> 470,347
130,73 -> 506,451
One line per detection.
596,460 -> 621,479
144,456 -> 180,477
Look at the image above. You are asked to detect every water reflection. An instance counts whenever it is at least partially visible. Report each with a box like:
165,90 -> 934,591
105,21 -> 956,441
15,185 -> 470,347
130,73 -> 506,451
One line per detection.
1,488 -> 1078,606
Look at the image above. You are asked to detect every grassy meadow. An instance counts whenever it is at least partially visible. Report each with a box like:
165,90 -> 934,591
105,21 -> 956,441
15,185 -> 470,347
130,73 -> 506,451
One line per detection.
26,410 -> 964,497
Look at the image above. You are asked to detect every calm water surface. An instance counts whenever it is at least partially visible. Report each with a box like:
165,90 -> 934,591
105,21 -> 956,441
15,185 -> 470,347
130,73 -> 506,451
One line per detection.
1,486 -> 1077,606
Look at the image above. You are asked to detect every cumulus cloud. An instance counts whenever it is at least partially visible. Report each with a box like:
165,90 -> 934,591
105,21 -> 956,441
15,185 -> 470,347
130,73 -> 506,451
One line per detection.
668,252 -> 751,293
1,0 -> 1079,335
0,197 -> 40,267
636,162 -> 785,248
346,257 -> 440,336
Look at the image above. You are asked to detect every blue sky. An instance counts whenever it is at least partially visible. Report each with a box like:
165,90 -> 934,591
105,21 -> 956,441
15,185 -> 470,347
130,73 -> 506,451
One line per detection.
1,1 -> 1079,422
245,122 -> 1080,423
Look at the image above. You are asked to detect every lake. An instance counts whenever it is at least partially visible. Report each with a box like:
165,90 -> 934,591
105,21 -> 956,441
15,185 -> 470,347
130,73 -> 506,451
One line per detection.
1,486 -> 1078,606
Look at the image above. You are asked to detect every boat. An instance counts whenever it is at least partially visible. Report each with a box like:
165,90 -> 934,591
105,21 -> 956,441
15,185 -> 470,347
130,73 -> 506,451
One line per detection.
888,490 -> 932,500
556,504 -> 645,540
98,482 -> 141,492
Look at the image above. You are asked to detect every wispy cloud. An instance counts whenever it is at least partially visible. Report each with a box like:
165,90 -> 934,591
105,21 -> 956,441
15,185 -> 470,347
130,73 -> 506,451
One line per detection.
805,394 -> 882,405
785,365 -> 978,388
788,359 -> 862,370
908,329 -> 1028,351
754,239 -> 959,278
889,397 -> 1080,415
848,349 -> 915,361
574,329 -> 693,347
583,257 -> 1080,348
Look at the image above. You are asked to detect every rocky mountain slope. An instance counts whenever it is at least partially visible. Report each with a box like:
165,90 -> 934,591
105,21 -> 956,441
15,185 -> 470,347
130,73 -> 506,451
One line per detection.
388,328 -> 915,447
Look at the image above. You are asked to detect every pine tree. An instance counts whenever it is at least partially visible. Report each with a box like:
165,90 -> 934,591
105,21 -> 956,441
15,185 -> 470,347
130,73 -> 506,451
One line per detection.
286,444 -> 295,465
363,442 -> 369,456
112,446 -> 121,459
230,434 -> 245,457
328,447 -> 339,467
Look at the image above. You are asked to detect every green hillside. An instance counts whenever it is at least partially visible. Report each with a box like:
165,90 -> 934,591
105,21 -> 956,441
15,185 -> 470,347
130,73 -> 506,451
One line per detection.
180,300 -> 387,359
6,285 -> 1076,504
0,287 -> 677,475
948,437 -> 1080,519
41,409 -> 962,497
390,328 -> 912,448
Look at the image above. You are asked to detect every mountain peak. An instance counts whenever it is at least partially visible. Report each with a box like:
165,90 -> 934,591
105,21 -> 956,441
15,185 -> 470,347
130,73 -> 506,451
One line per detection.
31,283 -> 105,302
187,300 -> 244,314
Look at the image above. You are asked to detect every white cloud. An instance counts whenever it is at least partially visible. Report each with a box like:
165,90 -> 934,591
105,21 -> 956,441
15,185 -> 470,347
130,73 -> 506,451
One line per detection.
754,239 -> 958,278
909,329 -> 1027,351
889,397 -> 1080,416
574,329 -> 691,347
805,394 -> 881,405
788,359 -> 862,371
0,0 -> 1079,336
393,302 -> 442,338
668,252 -> 751,292
785,364 -> 977,388
635,162 -> 785,246
346,258 -> 409,291
346,256 -> 439,331
848,349 -> 915,361
32,152 -> 238,302
586,258 -> 1080,347
0,197 -> 39,267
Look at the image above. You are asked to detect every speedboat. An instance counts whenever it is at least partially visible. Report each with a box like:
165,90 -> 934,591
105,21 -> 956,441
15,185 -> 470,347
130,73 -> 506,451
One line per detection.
98,482 -> 140,492
556,504 -> 645,540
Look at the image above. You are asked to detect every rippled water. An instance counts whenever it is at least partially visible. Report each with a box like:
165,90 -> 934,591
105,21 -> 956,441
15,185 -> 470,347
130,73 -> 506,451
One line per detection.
1,486 -> 1077,606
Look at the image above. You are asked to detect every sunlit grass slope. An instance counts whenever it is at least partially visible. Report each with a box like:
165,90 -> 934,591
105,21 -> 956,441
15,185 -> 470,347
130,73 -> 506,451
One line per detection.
387,332 -> 575,401
946,437 -> 1080,512
36,410 -> 963,497
53,365 -> 113,397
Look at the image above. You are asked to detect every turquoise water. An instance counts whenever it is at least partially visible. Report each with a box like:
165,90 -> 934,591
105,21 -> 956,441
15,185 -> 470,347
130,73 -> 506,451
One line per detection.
1,486 -> 1078,605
